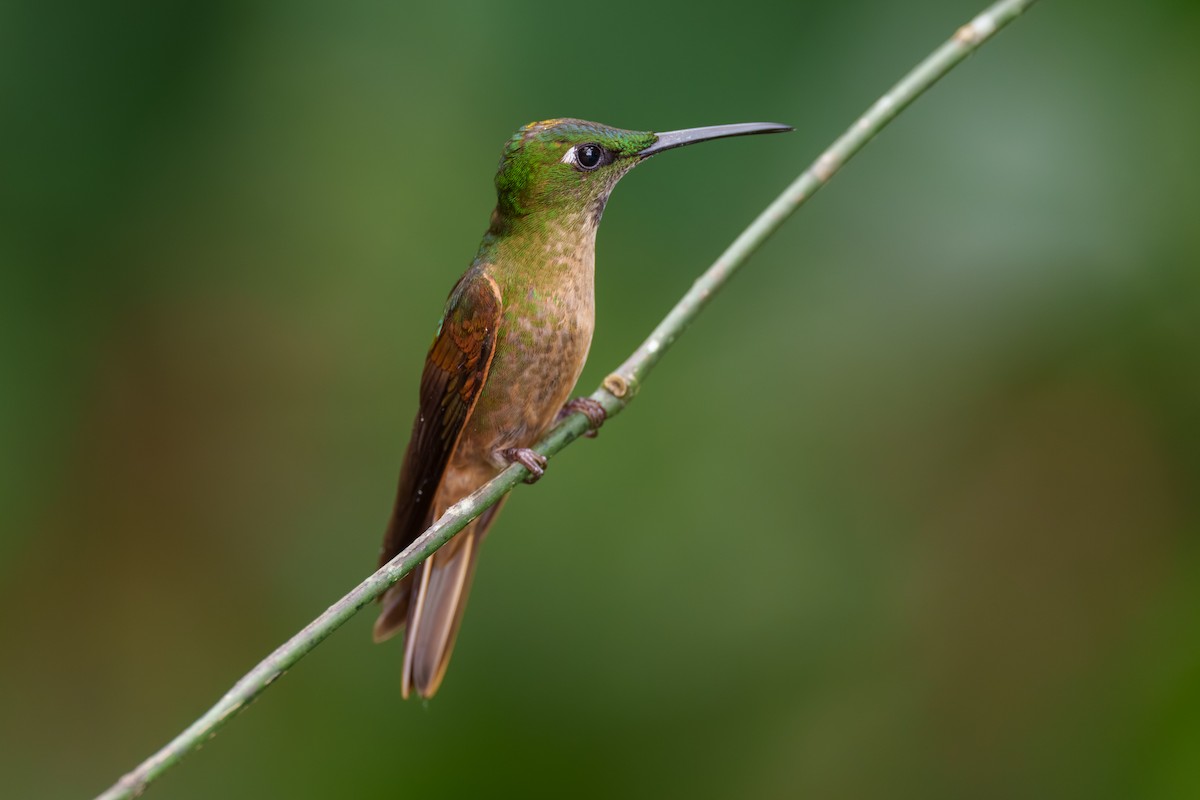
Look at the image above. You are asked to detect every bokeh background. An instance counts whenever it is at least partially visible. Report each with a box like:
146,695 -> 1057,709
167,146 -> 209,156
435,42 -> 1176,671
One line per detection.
3,1 -> 1199,797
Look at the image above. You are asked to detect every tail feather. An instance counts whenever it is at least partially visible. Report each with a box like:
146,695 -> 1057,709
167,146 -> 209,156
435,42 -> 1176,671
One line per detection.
402,528 -> 477,698
374,498 -> 506,698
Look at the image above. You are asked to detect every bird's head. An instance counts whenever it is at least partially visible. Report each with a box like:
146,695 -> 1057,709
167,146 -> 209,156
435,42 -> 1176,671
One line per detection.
491,118 -> 791,228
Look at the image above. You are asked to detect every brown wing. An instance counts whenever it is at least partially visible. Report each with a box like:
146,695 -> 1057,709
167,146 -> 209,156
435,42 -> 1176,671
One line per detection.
375,267 -> 502,599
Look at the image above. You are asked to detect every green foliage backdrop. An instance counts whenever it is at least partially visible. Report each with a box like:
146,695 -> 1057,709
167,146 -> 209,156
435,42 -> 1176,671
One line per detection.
2,1 -> 1198,797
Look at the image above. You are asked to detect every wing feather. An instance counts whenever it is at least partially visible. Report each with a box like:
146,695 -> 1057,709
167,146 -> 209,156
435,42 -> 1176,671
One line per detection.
373,268 -> 501,640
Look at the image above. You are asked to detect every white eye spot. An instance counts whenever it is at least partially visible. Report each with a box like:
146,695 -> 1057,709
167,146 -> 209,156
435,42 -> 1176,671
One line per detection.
560,146 -> 577,165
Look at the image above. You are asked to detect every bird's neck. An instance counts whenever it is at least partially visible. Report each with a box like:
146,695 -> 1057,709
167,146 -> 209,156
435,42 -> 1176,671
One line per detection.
477,206 -> 598,297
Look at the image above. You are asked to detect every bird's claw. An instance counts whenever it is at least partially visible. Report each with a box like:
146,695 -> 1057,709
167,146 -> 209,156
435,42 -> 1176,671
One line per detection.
556,397 -> 607,438
500,447 -> 548,484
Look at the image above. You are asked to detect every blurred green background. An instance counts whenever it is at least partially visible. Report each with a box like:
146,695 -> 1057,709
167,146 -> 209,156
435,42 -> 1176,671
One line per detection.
3,0 -> 1199,797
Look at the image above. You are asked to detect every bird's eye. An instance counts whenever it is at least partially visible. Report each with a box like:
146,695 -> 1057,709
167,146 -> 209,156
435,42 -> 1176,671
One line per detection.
575,144 -> 605,171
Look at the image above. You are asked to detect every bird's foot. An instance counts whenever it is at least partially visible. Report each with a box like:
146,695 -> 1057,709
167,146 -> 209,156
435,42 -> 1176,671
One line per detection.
500,448 -> 548,484
556,397 -> 607,438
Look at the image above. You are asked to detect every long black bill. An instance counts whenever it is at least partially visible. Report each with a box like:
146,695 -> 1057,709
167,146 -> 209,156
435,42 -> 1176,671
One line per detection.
637,122 -> 793,157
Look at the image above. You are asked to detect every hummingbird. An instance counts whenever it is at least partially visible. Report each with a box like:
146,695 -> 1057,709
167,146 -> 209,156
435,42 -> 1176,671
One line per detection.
375,118 -> 791,698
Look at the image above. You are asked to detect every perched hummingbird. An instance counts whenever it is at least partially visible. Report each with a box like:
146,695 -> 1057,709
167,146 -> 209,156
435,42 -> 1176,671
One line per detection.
375,118 -> 791,698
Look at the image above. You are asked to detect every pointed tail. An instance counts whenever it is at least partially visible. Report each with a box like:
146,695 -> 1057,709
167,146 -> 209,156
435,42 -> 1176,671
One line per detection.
373,499 -> 506,698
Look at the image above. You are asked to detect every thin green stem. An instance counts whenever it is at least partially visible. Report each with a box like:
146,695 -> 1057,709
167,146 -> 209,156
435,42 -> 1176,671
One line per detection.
94,1 -> 1037,797
609,0 -> 1038,395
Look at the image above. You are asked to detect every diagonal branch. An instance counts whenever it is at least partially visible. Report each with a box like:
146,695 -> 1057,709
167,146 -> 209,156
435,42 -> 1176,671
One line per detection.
94,1 -> 1038,797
